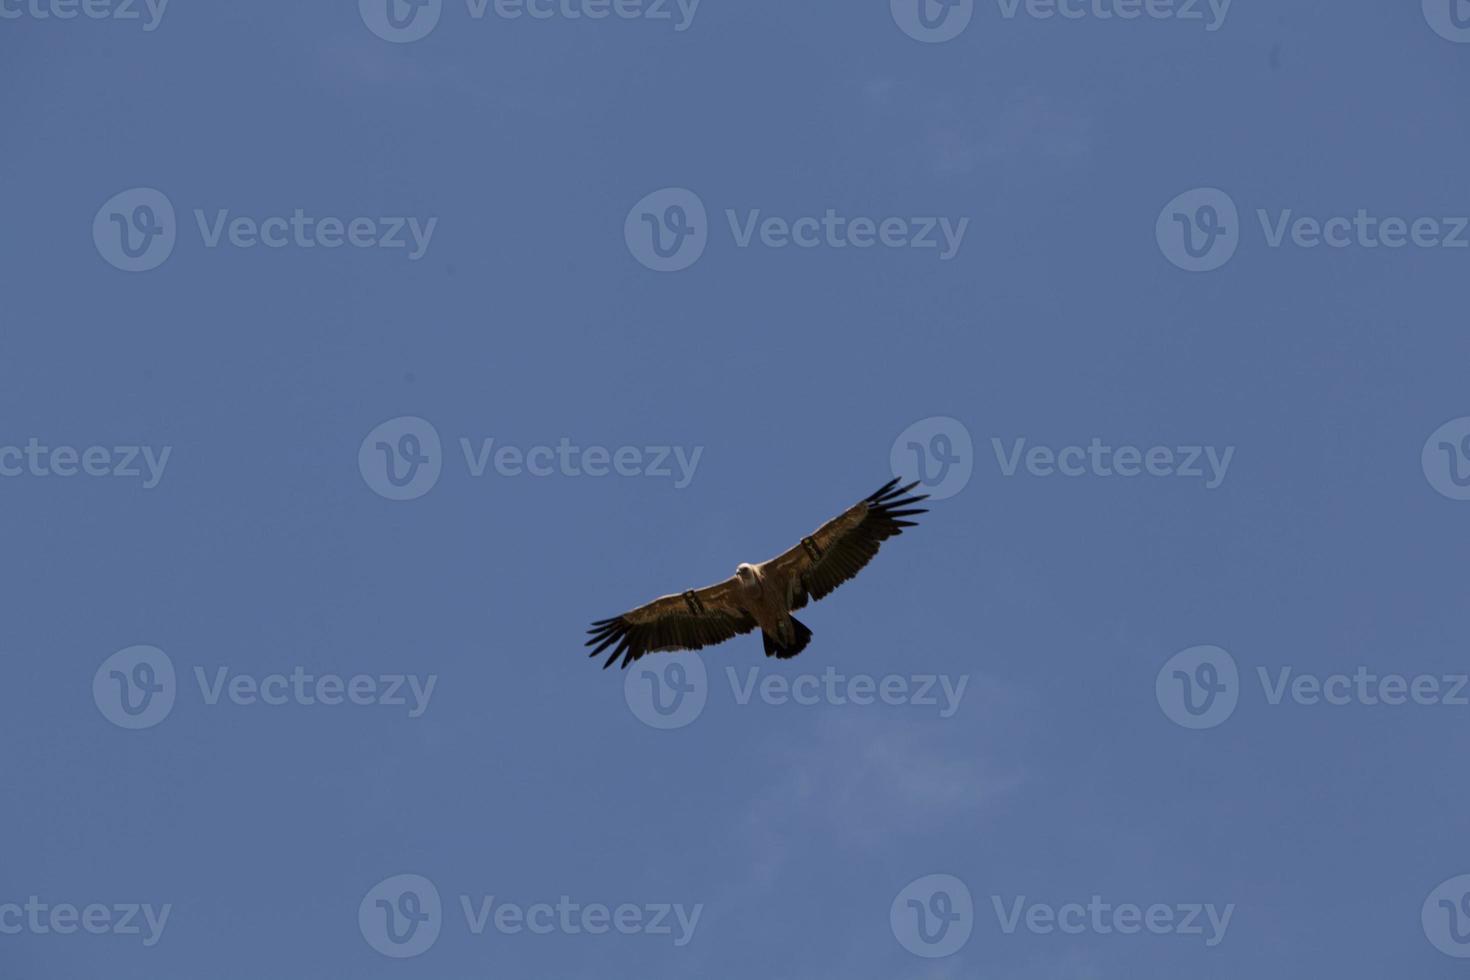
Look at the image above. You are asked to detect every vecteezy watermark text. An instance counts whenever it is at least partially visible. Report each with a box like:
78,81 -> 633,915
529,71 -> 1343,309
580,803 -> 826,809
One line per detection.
891,0 -> 1230,44
624,653 -> 970,729
359,416 -> 703,501
992,895 -> 1234,946
891,421 -> 1228,494
93,188 -> 436,272
727,667 -> 967,717
459,438 -> 700,487
0,0 -> 168,29
889,875 -> 1234,959
1158,187 -> 1470,272
992,437 -> 1234,489
359,0 -> 699,43
194,667 -> 436,717
92,646 -> 436,730
459,895 -> 701,946
0,898 -> 171,947
358,875 -> 701,959
0,439 -> 170,489
625,188 -> 969,272
193,210 -> 436,259
726,210 -> 968,260
1157,645 -> 1469,730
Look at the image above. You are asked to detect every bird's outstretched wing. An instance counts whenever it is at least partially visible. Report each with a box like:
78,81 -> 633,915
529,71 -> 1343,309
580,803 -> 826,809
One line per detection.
760,478 -> 929,611
586,578 -> 758,670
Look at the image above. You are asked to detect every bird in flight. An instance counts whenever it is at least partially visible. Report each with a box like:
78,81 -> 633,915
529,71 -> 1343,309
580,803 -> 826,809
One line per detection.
587,478 -> 929,669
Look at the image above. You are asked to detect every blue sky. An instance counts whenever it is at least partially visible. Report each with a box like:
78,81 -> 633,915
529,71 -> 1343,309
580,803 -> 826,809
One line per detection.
4,1 -> 1470,977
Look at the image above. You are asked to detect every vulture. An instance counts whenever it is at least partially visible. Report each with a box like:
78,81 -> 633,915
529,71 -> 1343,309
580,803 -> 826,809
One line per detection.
587,478 -> 929,669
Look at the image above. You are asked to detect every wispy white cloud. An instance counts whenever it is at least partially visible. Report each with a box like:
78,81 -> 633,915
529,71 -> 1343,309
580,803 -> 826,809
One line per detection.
318,33 -> 427,87
735,679 -> 1030,893
993,948 -> 1108,980
861,80 -> 1094,176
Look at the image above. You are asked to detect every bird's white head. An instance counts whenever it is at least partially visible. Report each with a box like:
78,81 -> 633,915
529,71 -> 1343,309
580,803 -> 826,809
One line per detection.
735,563 -> 759,590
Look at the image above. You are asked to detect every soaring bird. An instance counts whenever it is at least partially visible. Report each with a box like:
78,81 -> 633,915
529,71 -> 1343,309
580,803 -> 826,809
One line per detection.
587,478 -> 929,669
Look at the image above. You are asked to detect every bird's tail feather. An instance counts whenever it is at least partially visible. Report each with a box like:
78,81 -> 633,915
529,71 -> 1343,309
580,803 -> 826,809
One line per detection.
762,617 -> 813,660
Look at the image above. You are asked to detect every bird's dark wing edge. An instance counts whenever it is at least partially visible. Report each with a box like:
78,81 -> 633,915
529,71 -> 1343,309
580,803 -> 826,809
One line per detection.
585,578 -> 757,670
765,477 -> 929,610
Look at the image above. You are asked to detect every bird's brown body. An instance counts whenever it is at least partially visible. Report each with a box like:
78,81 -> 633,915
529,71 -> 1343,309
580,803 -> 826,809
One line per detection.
734,563 -> 797,646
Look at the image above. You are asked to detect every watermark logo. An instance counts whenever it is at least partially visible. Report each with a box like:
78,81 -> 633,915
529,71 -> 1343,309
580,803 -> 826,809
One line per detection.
1157,187 -> 1239,272
360,417 -> 443,501
361,418 -> 704,498
95,651 -> 436,728
1156,645 -> 1238,730
1423,418 -> 1470,501
1161,189 -> 1470,272
892,417 -> 974,500
362,879 -> 701,949
362,0 -> 697,40
1424,874 -> 1470,957
891,874 -> 973,958
891,0 -> 974,43
92,646 -> 176,730
1424,0 -> 1470,42
96,189 -> 436,270
1163,653 -> 1469,726
360,874 -> 442,959
94,188 -> 176,273
893,877 -> 1234,954
625,188 -> 708,272
624,652 -> 707,729
360,0 -> 443,42
625,660 -> 967,727
627,188 -> 969,270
